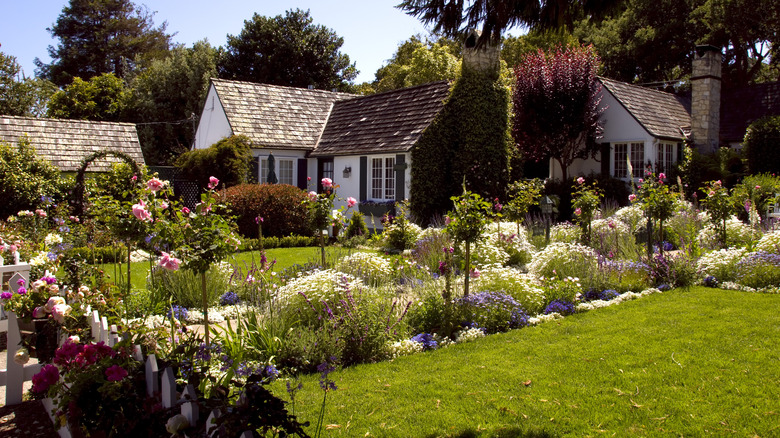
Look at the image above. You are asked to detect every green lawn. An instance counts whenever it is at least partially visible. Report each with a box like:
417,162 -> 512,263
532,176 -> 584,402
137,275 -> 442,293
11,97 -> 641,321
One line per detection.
272,287 -> 780,437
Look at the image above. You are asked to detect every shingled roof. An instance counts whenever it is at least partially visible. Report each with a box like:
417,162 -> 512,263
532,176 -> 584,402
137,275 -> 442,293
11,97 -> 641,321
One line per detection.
0,115 -> 145,172
212,78 -> 354,150
721,81 -> 780,143
599,77 -> 691,141
311,81 -> 451,157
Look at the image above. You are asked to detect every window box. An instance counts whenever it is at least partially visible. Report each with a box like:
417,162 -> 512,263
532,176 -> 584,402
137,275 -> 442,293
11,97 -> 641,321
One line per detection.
359,200 -> 395,217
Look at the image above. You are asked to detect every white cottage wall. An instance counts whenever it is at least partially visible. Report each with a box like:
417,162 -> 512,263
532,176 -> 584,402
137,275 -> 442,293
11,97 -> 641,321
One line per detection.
193,85 -> 232,150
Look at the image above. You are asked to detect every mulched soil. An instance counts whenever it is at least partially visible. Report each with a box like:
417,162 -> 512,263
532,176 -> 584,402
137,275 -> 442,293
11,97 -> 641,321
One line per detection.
0,400 -> 59,437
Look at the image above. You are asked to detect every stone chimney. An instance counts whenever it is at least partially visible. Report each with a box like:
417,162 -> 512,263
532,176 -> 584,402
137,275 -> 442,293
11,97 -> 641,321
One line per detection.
462,30 -> 500,76
690,45 -> 722,154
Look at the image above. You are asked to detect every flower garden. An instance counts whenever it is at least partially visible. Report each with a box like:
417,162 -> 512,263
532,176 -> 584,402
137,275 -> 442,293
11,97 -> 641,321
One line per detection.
2,163 -> 780,436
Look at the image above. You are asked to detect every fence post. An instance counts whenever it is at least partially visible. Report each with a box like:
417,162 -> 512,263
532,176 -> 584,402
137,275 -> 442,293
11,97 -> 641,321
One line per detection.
3,311 -> 42,405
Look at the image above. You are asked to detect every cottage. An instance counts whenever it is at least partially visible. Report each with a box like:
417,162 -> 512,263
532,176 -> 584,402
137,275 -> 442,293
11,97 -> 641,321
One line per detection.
0,115 -> 145,172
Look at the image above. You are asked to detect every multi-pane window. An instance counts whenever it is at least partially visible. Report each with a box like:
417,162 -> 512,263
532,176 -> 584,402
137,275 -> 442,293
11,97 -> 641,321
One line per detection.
657,143 -> 675,173
322,161 -> 334,182
279,159 -> 293,185
371,157 -> 395,200
260,158 -> 268,182
613,142 -> 645,178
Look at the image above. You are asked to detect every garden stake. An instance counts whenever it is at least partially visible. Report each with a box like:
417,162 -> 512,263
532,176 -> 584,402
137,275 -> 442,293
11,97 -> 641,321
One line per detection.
202,271 -> 209,343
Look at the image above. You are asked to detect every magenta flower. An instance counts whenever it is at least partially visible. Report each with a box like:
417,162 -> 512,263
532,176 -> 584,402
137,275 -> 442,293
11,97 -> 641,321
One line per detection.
658,172 -> 666,180
574,208 -> 582,216
132,200 -> 152,222
0,292 -> 12,300
16,278 -> 25,286
17,286 -> 27,295
576,177 -> 585,185
32,364 -> 59,394
105,365 -> 128,382
321,177 -> 333,188
207,176 -> 219,189
255,216 -> 264,224
158,252 -> 181,271
35,209 -> 47,217
628,194 -> 637,202
147,177 -> 165,192
346,197 -> 357,208
131,175 -> 138,182
182,207 -> 191,215
307,176 -> 312,181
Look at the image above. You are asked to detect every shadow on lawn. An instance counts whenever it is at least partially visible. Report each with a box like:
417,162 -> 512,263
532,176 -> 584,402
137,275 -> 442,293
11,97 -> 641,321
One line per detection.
426,427 -> 555,438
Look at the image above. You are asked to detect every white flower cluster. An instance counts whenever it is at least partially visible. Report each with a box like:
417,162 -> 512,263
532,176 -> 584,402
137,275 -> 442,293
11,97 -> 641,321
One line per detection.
417,226 -> 447,241
550,223 -> 580,243
471,237 -> 510,267
697,217 -> 758,249
590,218 -> 630,237
274,269 -> 361,308
455,327 -> 485,343
528,312 -> 563,325
473,265 -> 545,313
696,247 -> 748,282
755,229 -> 780,254
483,222 -> 536,264
29,251 -> 50,266
576,288 -> 662,311
44,233 -> 62,248
334,251 -> 392,284
386,339 -> 424,359
612,204 -> 646,232
527,242 -> 597,279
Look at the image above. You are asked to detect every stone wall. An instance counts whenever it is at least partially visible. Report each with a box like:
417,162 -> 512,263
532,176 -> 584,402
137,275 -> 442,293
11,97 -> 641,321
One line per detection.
691,45 -> 722,154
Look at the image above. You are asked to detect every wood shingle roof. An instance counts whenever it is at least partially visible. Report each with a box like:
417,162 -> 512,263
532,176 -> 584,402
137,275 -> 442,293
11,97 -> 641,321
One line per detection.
599,77 -> 692,141
0,115 -> 145,172
311,81 -> 451,156
211,78 -> 354,150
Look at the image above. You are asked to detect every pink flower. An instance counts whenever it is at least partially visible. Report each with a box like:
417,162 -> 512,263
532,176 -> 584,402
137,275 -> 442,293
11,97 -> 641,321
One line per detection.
308,191 -> 318,201
574,208 -> 582,216
132,200 -> 152,222
307,176 -> 312,181
131,175 -> 138,182
628,194 -> 637,202
0,292 -> 11,300
347,197 -> 357,208
158,252 -> 181,271
576,177 -> 585,185
659,173 -> 666,180
33,306 -> 47,318
321,177 -> 333,188
708,190 -> 715,197
638,179 -> 643,184
147,177 -> 165,192
35,209 -> 47,217
470,268 -> 481,278
756,185 -> 761,190
69,215 -> 79,222
181,207 -> 190,215
160,201 -> 168,210
207,176 -> 219,189
105,365 -> 128,382
32,364 -> 59,394
51,304 -> 71,324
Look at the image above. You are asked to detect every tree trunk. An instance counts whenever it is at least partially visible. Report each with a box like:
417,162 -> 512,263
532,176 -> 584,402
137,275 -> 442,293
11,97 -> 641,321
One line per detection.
464,241 -> 471,297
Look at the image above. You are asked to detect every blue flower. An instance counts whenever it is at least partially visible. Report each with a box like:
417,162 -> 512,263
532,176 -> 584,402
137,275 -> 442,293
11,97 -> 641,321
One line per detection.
411,333 -> 438,350
219,291 -> 240,306
544,299 -> 576,315
166,305 -> 189,321
702,275 -> 718,287
657,284 -> 672,291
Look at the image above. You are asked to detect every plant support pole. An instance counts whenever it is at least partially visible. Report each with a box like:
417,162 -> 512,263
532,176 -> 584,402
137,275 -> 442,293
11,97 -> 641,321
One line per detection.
202,271 -> 209,344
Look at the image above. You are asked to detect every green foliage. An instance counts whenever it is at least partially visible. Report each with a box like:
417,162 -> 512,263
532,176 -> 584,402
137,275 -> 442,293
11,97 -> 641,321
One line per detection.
67,246 -> 128,264
382,203 -> 421,252
0,49 -> 56,117
700,179 -> 737,247
373,35 -> 461,93
127,40 -> 218,165
344,212 -> 369,238
571,177 -> 602,243
744,116 -> 780,174
37,0 -> 172,86
635,171 -> 678,247
503,179 -> 543,225
501,31 -> 580,69
145,262 -> 231,311
219,183 -> 312,238
445,188 -> 493,245
410,65 -> 511,222
218,9 -> 357,91
731,173 -> 780,222
238,235 -> 316,251
0,136 -> 67,219
176,135 -> 252,189
46,73 -> 130,121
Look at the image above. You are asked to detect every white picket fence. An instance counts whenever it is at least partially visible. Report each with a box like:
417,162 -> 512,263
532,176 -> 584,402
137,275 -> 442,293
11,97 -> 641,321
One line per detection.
1,263 -> 254,437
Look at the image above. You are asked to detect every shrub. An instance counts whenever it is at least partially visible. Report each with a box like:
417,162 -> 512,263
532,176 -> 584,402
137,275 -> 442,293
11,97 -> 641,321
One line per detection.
594,259 -> 651,293
410,227 -> 452,274
527,242 -> 598,283
145,262 -> 232,311
472,266 -> 546,315
382,215 -> 422,252
66,246 -> 128,264
344,212 -> 369,238
755,230 -> 780,254
744,115 -> 780,175
734,251 -> 780,289
696,247 -> 748,283
697,217 -> 758,250
646,251 -> 697,289
406,289 -> 448,336
274,269 -> 364,327
238,235 -> 316,251
0,136 -> 67,219
219,183 -> 311,238
176,135 -> 252,189
457,291 -> 528,334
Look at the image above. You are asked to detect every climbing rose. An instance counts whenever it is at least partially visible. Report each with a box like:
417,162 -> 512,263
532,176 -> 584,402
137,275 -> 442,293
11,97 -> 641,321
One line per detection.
321,178 -> 333,188
159,252 -> 181,271
147,177 -> 165,192
628,194 -> 637,202
576,177 -> 585,185
132,200 -> 152,222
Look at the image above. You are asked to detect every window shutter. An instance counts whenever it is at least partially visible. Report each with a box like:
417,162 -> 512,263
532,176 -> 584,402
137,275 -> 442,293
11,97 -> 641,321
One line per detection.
677,143 -> 684,163
359,156 -> 367,201
297,159 -> 307,189
600,143 -> 611,176
394,154 -> 406,201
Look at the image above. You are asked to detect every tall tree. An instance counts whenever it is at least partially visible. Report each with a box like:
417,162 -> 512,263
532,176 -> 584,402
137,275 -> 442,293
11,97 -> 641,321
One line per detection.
36,0 -> 172,87
398,0 -> 621,48
1,47 -> 57,116
374,35 -> 461,93
126,40 -> 218,165
218,9 -> 357,91
47,73 -> 130,121
512,45 -> 604,181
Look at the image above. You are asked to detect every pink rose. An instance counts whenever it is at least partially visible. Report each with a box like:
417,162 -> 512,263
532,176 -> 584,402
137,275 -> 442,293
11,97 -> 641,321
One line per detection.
576,177 -> 585,185
32,306 -> 47,318
51,304 -> 71,324
307,176 -> 312,181
131,175 -> 138,182
147,177 -> 165,192
308,191 -> 318,201
32,364 -> 60,394
160,201 -> 168,209
182,207 -> 190,214
35,209 -> 47,217
756,185 -> 761,189
132,200 -> 152,222
207,176 -> 219,189
347,197 -> 357,208
321,178 -> 333,188
628,194 -> 637,202
659,173 -> 666,179
158,252 -> 181,271
574,208 -> 582,216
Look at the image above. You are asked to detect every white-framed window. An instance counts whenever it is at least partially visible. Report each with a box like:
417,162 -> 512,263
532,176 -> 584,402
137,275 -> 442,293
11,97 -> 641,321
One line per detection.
657,143 -> 675,173
322,161 -> 334,181
260,157 -> 295,185
371,156 -> 395,200
613,142 -> 645,179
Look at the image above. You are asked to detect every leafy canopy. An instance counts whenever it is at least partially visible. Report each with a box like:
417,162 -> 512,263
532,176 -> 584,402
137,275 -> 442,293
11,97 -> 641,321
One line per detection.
218,9 -> 358,91
512,44 -> 604,181
0,47 -> 57,117
0,136 -> 66,219
373,35 -> 461,93
36,0 -> 172,87
47,73 -> 130,121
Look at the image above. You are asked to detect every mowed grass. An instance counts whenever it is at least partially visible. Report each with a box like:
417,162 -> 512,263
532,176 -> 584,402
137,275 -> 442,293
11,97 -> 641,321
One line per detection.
272,287 -> 780,437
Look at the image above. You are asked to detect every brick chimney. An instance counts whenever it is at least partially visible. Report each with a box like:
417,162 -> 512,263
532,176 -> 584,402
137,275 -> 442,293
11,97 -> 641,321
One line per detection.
690,45 -> 722,154
462,30 -> 500,76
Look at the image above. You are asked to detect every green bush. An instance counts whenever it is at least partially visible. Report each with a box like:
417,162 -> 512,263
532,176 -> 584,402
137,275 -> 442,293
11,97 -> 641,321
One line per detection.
220,183 -> 312,238
145,262 -> 233,311
238,235 -> 316,251
744,116 -> 780,175
68,246 -> 128,264
0,136 -> 67,219
176,135 -> 252,189
344,212 -> 369,238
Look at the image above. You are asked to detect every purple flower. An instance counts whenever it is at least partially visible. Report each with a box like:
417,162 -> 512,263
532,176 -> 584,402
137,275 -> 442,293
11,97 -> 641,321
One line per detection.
544,299 -> 576,316
16,287 -> 27,295
1,292 -> 12,300
411,333 -> 438,350
317,357 -> 338,391
105,365 -> 128,382
32,364 -> 59,393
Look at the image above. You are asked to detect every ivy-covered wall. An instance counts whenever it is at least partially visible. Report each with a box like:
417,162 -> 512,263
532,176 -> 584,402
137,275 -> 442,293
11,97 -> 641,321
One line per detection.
410,64 -> 511,224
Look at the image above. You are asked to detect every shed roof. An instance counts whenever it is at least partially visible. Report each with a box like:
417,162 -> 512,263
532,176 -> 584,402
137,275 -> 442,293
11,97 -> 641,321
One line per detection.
211,78 -> 354,150
0,115 -> 145,172
311,81 -> 451,157
599,77 -> 691,141
721,81 -> 780,143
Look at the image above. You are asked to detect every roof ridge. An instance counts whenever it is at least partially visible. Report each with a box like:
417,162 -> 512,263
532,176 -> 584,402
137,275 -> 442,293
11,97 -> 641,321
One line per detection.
210,77 -> 356,98
0,115 -> 138,128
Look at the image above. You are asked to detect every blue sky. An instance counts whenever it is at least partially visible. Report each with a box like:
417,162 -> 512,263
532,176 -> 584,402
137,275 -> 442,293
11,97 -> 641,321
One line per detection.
0,0 -> 435,84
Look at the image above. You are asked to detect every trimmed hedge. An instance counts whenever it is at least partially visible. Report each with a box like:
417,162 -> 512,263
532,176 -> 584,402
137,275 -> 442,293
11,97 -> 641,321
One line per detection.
219,183 -> 312,238
68,246 -> 129,264
176,135 -> 252,189
238,235 -> 317,251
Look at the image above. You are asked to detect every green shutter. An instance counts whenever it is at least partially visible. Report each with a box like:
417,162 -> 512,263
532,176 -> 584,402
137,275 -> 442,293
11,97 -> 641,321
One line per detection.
600,143 -> 611,176
395,154 -> 406,201
360,156 -> 367,200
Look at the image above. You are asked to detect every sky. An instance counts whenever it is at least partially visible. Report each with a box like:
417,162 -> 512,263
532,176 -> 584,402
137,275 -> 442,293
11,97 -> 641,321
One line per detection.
0,0 -> 435,84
